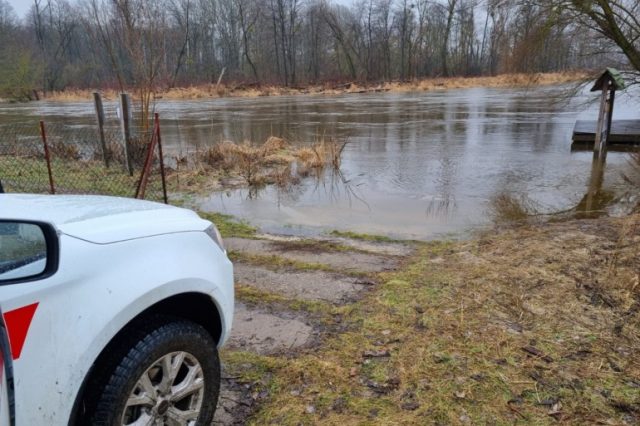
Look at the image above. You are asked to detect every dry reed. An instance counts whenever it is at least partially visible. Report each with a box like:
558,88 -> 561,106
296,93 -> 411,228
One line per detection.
193,135 -> 346,190
44,71 -> 587,102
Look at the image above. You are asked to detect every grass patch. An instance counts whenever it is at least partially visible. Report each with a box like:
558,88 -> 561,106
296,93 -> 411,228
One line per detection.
198,211 -> 257,238
229,251 -> 336,274
244,215 -> 640,424
220,350 -> 283,384
236,283 -> 334,317
0,156 -> 145,197
271,239 -> 354,253
329,230 -> 399,243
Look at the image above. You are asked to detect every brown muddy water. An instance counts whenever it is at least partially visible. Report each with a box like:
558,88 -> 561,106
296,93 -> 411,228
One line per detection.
1,85 -> 639,239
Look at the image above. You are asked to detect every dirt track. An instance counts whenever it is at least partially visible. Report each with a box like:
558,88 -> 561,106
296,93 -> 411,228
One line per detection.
212,234 -> 414,424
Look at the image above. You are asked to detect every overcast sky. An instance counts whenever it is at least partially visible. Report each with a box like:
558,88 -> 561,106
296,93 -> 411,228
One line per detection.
6,0 -> 354,20
7,0 -> 33,19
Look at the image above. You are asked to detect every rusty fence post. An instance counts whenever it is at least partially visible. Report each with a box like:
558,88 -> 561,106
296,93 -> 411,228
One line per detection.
134,124 -> 156,199
39,121 -> 55,194
135,114 -> 168,203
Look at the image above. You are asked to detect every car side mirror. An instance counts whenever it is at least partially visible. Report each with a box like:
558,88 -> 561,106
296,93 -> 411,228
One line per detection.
0,221 -> 58,284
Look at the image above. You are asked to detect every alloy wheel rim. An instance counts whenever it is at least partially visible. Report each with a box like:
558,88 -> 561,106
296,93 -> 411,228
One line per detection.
121,351 -> 205,426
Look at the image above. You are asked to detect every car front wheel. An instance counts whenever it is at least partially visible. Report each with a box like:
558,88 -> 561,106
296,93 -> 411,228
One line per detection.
88,318 -> 220,426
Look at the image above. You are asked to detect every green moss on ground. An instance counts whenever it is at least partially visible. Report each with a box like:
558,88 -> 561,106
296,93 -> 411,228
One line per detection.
198,211 -> 257,238
329,230 -> 399,243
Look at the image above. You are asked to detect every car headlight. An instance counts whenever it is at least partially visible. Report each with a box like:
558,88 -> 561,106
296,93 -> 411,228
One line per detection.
204,224 -> 225,252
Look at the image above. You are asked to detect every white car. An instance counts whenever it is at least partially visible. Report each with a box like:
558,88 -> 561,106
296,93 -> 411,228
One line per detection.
0,194 -> 234,425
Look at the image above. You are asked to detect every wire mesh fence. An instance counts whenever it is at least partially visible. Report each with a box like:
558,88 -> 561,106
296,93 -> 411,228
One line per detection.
0,120 -> 167,203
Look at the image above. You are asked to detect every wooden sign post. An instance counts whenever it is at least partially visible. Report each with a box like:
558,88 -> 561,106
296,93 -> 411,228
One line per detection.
590,68 -> 625,158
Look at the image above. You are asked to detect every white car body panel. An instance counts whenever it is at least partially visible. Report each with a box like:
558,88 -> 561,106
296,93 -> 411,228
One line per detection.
2,194 -> 211,244
0,320 -> 10,426
0,194 -> 234,425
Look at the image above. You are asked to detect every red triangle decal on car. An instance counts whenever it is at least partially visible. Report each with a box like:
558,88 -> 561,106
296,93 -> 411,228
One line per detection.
4,303 -> 39,360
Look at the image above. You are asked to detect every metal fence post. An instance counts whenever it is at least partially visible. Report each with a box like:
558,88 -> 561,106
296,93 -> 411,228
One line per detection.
93,92 -> 110,168
39,121 -> 55,194
120,93 -> 134,176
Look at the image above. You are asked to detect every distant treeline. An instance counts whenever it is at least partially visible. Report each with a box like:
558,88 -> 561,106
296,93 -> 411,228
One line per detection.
0,0 -> 638,101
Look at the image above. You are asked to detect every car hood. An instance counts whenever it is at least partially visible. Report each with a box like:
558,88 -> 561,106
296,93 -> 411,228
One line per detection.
0,194 -> 211,244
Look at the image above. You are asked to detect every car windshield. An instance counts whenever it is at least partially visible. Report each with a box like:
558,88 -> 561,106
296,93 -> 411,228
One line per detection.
0,223 -> 47,279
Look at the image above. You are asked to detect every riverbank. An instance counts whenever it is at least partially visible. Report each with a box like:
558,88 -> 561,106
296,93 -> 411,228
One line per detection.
214,210 -> 639,424
0,135 -> 346,201
44,71 -> 588,102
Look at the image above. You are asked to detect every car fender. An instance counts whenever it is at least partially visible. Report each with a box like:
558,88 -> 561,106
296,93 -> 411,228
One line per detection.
3,231 -> 233,425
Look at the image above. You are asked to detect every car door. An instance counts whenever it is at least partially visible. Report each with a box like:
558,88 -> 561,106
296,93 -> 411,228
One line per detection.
0,311 -> 13,426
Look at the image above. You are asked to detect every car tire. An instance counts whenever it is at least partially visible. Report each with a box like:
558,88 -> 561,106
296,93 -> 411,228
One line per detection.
87,317 -> 220,426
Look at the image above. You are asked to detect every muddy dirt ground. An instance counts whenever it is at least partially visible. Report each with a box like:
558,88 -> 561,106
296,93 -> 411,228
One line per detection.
210,213 -> 639,425
212,234 -> 414,424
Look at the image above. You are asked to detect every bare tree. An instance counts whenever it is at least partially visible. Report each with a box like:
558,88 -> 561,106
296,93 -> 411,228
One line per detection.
0,0 -> 631,94
31,0 -> 79,92
554,0 -> 640,81
168,0 -> 192,88
237,0 -> 260,81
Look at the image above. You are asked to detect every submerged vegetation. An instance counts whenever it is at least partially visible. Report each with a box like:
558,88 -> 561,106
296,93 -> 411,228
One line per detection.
0,132 -> 349,203
488,193 -> 543,224
172,136 -> 348,194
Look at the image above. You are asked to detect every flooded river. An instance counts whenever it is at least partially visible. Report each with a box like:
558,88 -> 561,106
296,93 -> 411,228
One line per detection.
1,85 -> 638,239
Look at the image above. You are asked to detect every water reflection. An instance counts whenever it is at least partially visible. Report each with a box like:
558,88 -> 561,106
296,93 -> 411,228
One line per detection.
575,152 -> 613,218
2,86 -> 639,238
246,167 -> 369,211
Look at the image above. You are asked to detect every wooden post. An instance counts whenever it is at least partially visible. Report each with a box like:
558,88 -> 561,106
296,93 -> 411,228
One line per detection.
593,77 -> 616,158
584,153 -> 606,214
593,80 -> 608,156
93,92 -> 109,168
605,88 -> 615,150
120,93 -> 134,176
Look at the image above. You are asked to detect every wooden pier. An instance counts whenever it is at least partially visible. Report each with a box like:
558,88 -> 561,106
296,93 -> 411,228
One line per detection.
571,119 -> 640,151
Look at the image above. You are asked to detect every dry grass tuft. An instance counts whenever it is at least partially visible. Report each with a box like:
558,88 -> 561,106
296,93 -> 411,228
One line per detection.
262,136 -> 287,153
189,135 -> 346,191
49,141 -> 81,160
295,137 -> 347,172
97,137 -> 149,167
